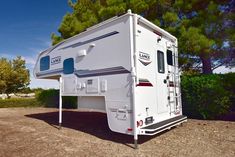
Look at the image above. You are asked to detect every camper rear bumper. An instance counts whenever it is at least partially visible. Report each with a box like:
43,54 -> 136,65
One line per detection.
139,115 -> 187,135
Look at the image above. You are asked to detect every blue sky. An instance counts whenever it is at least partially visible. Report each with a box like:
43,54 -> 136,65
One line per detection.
0,0 -> 234,89
0,0 -> 72,89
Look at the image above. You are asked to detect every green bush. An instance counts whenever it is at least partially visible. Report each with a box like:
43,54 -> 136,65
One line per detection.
181,73 -> 233,119
220,73 -> 235,110
0,98 -> 42,108
36,89 -> 59,107
36,89 -> 77,109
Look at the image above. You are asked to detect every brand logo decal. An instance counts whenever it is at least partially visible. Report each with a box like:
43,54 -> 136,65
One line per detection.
51,56 -> 61,65
138,52 -> 151,66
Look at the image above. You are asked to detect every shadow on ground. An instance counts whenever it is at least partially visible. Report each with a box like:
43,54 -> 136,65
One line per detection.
218,111 -> 235,122
25,110 -> 165,148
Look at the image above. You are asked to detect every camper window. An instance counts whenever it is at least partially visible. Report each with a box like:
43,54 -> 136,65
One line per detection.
40,56 -> 50,71
63,58 -> 74,74
157,51 -> 165,73
167,50 -> 173,66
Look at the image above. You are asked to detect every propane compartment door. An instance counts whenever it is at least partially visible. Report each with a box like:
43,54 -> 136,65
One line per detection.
62,75 -> 77,94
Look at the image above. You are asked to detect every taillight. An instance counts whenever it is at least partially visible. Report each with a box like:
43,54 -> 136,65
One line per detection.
137,120 -> 143,127
127,128 -> 133,132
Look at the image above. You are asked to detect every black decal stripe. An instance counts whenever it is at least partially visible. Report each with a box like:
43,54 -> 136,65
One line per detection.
36,66 -> 130,78
36,68 -> 63,77
136,82 -> 153,87
59,31 -> 119,50
136,78 -> 153,87
139,79 -> 150,83
74,66 -> 130,77
139,59 -> 152,66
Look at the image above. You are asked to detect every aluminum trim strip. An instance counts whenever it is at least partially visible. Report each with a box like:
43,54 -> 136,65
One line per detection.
59,31 -> 119,50
74,66 -> 130,77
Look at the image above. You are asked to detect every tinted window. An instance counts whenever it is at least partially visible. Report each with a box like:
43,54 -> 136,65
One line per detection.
63,58 -> 74,74
157,51 -> 165,73
167,50 -> 173,66
40,56 -> 50,71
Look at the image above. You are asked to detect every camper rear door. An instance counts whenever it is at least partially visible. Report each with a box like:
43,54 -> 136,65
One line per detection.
155,44 -> 169,114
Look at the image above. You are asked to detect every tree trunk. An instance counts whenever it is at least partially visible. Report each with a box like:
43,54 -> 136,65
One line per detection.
200,55 -> 212,74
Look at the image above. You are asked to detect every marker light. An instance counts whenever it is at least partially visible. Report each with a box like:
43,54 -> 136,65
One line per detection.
137,120 -> 143,127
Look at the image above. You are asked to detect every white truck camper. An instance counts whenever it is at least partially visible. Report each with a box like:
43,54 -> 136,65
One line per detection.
34,10 -> 187,148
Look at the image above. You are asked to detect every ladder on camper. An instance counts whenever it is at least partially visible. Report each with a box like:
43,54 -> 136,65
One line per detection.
167,45 -> 181,115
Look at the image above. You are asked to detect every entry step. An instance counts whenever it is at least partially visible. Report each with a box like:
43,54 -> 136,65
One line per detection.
140,115 -> 187,135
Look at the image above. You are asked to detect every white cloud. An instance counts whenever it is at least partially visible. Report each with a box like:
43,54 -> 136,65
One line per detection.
27,39 -> 51,54
22,56 -> 36,65
41,40 -> 51,47
0,53 -> 15,59
34,38 -> 52,47
28,47 -> 45,54
30,77 -> 59,89
0,53 -> 36,66
213,66 -> 235,74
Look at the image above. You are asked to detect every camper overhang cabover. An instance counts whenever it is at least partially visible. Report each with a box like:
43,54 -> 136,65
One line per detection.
34,10 -> 187,149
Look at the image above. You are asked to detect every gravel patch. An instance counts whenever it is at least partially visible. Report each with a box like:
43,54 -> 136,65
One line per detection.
0,108 -> 234,157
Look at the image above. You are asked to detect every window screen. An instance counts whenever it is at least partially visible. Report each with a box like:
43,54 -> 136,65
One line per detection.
157,51 -> 165,73
167,50 -> 173,66
40,56 -> 50,71
63,58 -> 74,74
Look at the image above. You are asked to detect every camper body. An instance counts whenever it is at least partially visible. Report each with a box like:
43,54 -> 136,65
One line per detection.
34,11 -> 187,147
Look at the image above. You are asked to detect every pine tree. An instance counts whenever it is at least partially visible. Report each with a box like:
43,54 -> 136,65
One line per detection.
51,0 -> 234,74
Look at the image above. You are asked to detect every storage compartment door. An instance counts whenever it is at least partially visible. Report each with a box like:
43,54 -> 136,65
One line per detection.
62,75 -> 76,94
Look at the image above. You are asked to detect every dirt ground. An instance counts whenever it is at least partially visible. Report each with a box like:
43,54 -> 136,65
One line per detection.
0,108 -> 234,157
